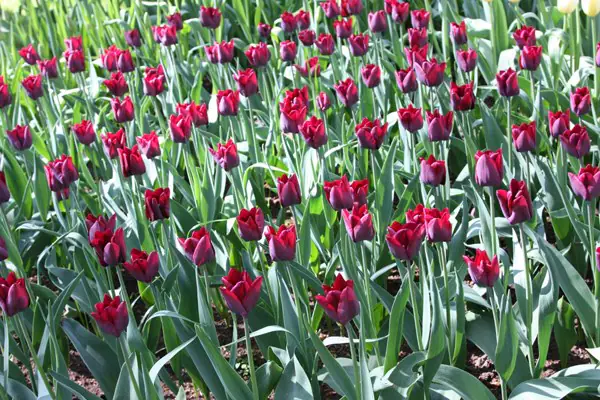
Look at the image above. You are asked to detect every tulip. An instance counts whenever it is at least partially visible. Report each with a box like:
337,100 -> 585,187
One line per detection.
408,28 -> 428,47
548,110 -> 570,138
280,97 -> 308,134
386,221 -> 425,260
324,175 -> 354,210
496,68 -> 519,97
414,58 -> 446,87
334,78 -> 359,107
124,29 -> 142,48
296,10 -> 311,29
209,139 -> 240,171
6,124 -> 32,151
91,294 -> 128,337
38,57 -> 59,79
315,274 -> 359,325
285,86 -> 310,106
395,68 -> 418,93
277,174 -> 302,207
45,155 -> 79,193
176,102 -> 209,127
220,269 -> 263,317
348,34 -> 369,57
246,43 -> 271,68
205,40 -> 235,64
450,21 -> 468,45
299,116 -> 327,149
411,9 -> 430,29
560,124 -> 591,158
582,0 -> 600,16
21,75 -> 43,100
316,34 -> 335,55
200,6 -> 222,29
90,227 -> 126,266
233,69 -> 259,97
570,87 -> 592,116
100,45 -> 120,71
123,249 -> 159,283
280,41 -> 297,62
513,26 -> 536,49
519,45 -> 542,71
64,36 -> 83,51
19,44 -> 40,65
355,117 -> 388,150
341,0 -> 363,16
474,149 -> 503,187
145,187 -> 170,221
420,155 -> 446,186
264,224 -> 296,261
295,58 -> 321,78
0,172 -> 10,204
298,30 -> 316,46
64,49 -> 86,73
388,0 -> 409,24
333,18 -> 353,39
424,208 -> 452,242
0,77 -> 11,109
237,207 -> 265,241
110,96 -> 135,123
143,65 -> 166,96
368,10 -> 388,33
596,246 -> 600,271
178,228 -> 216,266
317,92 -> 331,111
496,179 -> 533,225
321,0 -> 341,19
404,44 -> 428,67
117,49 -> 135,73
103,72 -> 129,97
558,0 -> 578,13
0,237 -> 6,261
0,272 -> 29,317
101,128 -> 126,159
456,49 -> 478,73
397,104 -> 424,133
569,165 -> 600,200
406,204 -> 425,225
361,64 -> 381,88
463,250 -> 500,287
217,89 -> 240,116
166,12 -> 183,30
118,145 -> 146,178
280,11 -> 297,33
136,131 -> 161,158
342,204 -> 375,242
151,25 -> 178,46
596,43 -> 600,67
426,110 -> 453,142
258,23 -> 272,38
351,179 -> 369,206
86,214 -> 117,243
512,121 -> 537,152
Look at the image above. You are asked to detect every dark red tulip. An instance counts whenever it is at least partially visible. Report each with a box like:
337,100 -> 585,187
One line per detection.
117,49 -> 135,73
118,145 -> 146,178
166,12 -> 183,30
246,42 -> 271,68
280,95 -> 308,133
217,89 -> 240,116
321,0 -> 341,18
101,128 -> 126,159
348,34 -> 369,57
351,178 -> 369,206
145,188 -> 170,221
64,49 -> 85,73
280,40 -> 297,62
277,174 -> 302,207
86,214 -> 117,243
258,23 -> 272,38
110,96 -> 135,123
0,237 -> 7,261
597,247 -> 600,271
355,117 -> 387,150
169,113 -> 192,143
91,294 -> 128,337
295,57 -> 321,78
299,116 -> 327,149
100,45 -> 120,71
64,36 -> 83,51
397,104 -> 423,133
124,29 -> 142,48
342,204 -> 375,242
334,78 -> 359,108
220,269 -> 263,317
178,228 -> 215,266
324,175 -> 353,210
298,29 -> 316,46
463,250 -> 499,287
0,272 -> 29,317
424,207 -> 452,242
296,10 -> 311,29
281,12 -> 297,33
368,10 -> 388,33
395,68 -> 418,93
387,0 -> 409,23
450,81 -> 475,111
570,87 -> 591,116
361,64 -> 381,88
6,124 -> 32,151
474,149 -> 503,187
237,207 -> 265,242
151,25 -> 178,46
177,102 -> 208,127
450,21 -> 468,45
548,110 -> 570,138
408,28 -> 428,47
21,75 -> 43,100
0,172 -> 10,204
123,249 -> 159,283
386,221 -> 425,261
45,155 -> 79,193
512,121 -> 537,152
317,92 -> 331,111
569,165 -> 600,200
341,0 -> 363,16
426,110 -> 453,142
205,40 -> 235,64
496,179 -> 533,225
420,155 -> 446,186
411,9 -> 430,29
285,86 -> 310,106
560,124 -> 590,158
233,68 -> 259,97
0,77 -> 11,109
209,139 -> 239,171
200,6 -> 222,29
513,25 -> 536,49
456,48 -> 477,72
90,227 -> 126,267
38,57 -> 59,79
519,45 -> 542,71
19,45 -> 40,65
406,204 -> 425,224
496,68 -> 519,97
333,18 -> 353,39
143,65 -> 166,96
264,224 -> 296,261
316,34 -> 335,55
103,72 -> 129,97
315,274 -> 359,325
415,58 -> 446,87
404,44 -> 428,67
597,43 -> 600,67
136,131 -> 161,158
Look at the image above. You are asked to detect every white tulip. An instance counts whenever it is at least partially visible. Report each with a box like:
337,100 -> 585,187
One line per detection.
557,0 -> 578,13
582,0 -> 600,16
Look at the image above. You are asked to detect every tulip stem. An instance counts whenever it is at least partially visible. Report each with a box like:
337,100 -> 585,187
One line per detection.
487,288 -> 507,400
116,267 -> 137,329
345,323 -> 361,400
243,319 -> 259,400
587,200 -> 600,346
506,97 -> 512,175
593,16 -> 599,99
437,243 -> 453,364
488,187 -> 497,256
3,315 -> 8,392
407,261 -> 424,350
117,336 -> 145,400
519,223 -> 535,377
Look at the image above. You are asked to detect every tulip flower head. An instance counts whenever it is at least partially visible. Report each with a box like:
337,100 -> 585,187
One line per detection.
220,269 -> 263,317
0,272 -> 29,317
315,274 -> 360,325
145,188 -> 170,221
91,294 -> 128,337
123,249 -> 159,283
178,228 -> 216,267
463,250 -> 500,288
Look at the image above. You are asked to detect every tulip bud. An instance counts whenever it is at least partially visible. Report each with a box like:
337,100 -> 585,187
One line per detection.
110,96 -> 135,123
558,0 -> 578,13
321,0 -> 341,18
209,139 -> 240,171
103,72 -> 129,97
45,155 -> 79,193
316,34 -> 335,55
0,272 -> 29,317
0,237 -> 7,261
233,68 -> 259,97
355,117 -> 388,150
420,155 -> 446,186
281,12 -> 297,33
279,94 -> 308,134
123,249 -> 159,283
143,65 -> 166,96
264,224 -> 297,261
548,110 -> 570,138
6,124 -> 32,151
101,128 -> 126,159
474,149 -> 503,187
237,207 -> 265,241
166,12 -> 183,30
101,45 -> 119,71
351,179 -> 369,206
124,29 -> 142,48
200,6 -> 222,29
497,179 -> 533,225
341,0 -> 364,16
145,188 -> 170,221
333,18 -> 353,39
348,34 -> 369,57
90,227 -> 126,266
450,21 -> 468,45
86,214 -> 117,243
295,58 -> 321,78
296,10 -> 311,30
277,174 -> 302,207
388,0 -> 409,24
513,26 -> 536,49
136,131 -> 161,158
299,116 -> 328,149
368,10 -> 388,33
19,45 -> 40,65
178,228 -> 216,266
91,294 -> 128,337
361,64 -> 381,88
569,164 -> 600,200
408,28 -> 428,47
414,58 -> 446,87
397,104 -> 424,133
258,23 -> 272,38
411,9 -> 430,29
424,207 -> 452,242
151,25 -> 178,46
64,49 -> 86,73
317,92 -> 331,111
298,29 -> 316,46
72,120 -> 96,145
334,78 -> 359,108
386,221 -> 426,260
279,41 -> 297,62
404,44 -> 428,67
217,89 -> 240,116
117,49 -> 135,73
220,269 -> 263,317
342,204 -> 375,242
64,36 -> 83,51
560,124 -> 590,158
456,49 -> 478,73
118,145 -> 146,178
315,274 -> 359,325
426,110 -> 453,142
463,250 -> 500,287
0,77 -> 11,109
582,0 -> 600,16
512,121 -> 537,152
176,102 -> 208,127
570,87 -> 592,116
0,172 -> 10,204
205,40 -> 235,64
395,68 -> 418,93
21,75 -> 43,100
519,45 -> 542,71
38,58 -> 59,79
496,68 -> 519,97
324,175 -> 354,210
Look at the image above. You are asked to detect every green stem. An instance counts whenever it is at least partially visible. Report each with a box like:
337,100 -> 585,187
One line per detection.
16,315 -> 55,400
117,336 -> 144,400
506,97 -> 512,174
360,244 -> 381,364
438,243 -> 453,364
407,261 -> 423,350
593,16 -> 599,98
519,223 -> 535,377
244,319 -> 259,400
488,187 -> 497,256
3,316 -> 8,392
588,200 -> 600,346
346,324 -> 361,400
487,289 -> 507,400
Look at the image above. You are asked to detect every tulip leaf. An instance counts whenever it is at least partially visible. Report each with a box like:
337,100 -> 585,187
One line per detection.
433,365 -> 496,400
508,377 -> 600,400
494,294 -> 519,382
383,278 -> 410,373
274,356 -> 313,400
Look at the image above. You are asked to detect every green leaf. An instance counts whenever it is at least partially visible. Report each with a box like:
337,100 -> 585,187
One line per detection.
149,336 -> 196,383
256,361 -> 283,400
433,365 -> 496,400
494,295 -> 519,382
49,372 -> 103,400
383,279 -> 410,373
509,377 -> 600,399
385,351 -> 426,397
274,356 -> 313,400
